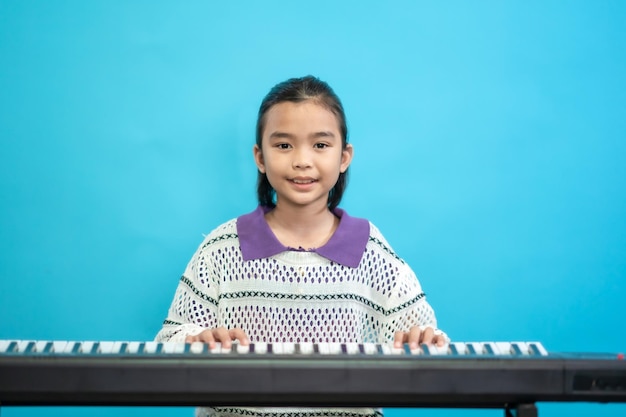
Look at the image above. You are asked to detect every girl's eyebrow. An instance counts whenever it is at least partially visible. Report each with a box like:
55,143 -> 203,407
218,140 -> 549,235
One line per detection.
268,131 -> 337,140
311,131 -> 336,139
268,131 -> 294,140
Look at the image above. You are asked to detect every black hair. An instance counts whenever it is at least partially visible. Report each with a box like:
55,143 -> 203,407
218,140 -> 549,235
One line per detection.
255,75 -> 349,210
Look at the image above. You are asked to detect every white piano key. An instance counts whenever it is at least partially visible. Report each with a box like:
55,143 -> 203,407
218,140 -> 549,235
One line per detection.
236,343 -> 250,354
34,340 -> 50,353
328,343 -> 343,355
253,342 -> 267,354
282,342 -> 296,354
126,341 -> 142,354
423,343 -> 449,356
362,343 -> 378,355
344,342 -> 360,355
270,343 -> 283,354
15,340 -> 32,353
317,342 -> 331,355
298,342 -> 314,354
494,342 -> 515,355
62,341 -> 79,354
0,340 -> 12,353
51,341 -> 68,353
189,342 -> 206,354
161,342 -> 183,354
408,344 -> 423,355
97,341 -> 116,354
143,341 -> 160,354
80,341 -> 96,354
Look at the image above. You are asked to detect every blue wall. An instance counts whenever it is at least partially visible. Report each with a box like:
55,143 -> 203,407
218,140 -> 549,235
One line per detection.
1,1 -> 625,416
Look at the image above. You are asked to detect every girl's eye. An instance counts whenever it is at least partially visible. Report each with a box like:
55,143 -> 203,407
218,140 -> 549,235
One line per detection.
314,143 -> 328,149
276,143 -> 291,149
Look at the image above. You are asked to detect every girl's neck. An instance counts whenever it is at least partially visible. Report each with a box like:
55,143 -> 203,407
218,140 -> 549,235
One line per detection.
265,202 -> 339,250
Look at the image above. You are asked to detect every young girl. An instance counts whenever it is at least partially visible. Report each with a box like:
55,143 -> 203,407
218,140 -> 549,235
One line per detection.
156,76 -> 447,417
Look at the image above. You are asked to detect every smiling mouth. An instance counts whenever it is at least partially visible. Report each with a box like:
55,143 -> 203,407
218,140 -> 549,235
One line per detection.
290,178 -> 317,184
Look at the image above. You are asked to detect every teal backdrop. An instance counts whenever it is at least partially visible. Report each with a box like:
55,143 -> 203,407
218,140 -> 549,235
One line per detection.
1,1 -> 625,416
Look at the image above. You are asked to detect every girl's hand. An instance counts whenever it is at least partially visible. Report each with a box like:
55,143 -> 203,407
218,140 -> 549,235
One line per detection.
393,326 -> 446,349
185,327 -> 250,349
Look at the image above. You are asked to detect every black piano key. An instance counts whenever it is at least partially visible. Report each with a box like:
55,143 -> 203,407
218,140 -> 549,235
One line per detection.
449,344 -> 459,355
24,341 -> 36,354
403,343 -> 413,355
376,344 -> 384,355
294,343 -> 301,354
249,343 -> 255,354
511,343 -> 524,356
358,343 -> 365,354
267,343 -> 273,354
529,343 -> 542,356
466,344 -> 477,355
484,344 -> 495,355
43,341 -> 54,354
341,344 -> 348,354
7,341 -> 18,353
421,344 -> 431,355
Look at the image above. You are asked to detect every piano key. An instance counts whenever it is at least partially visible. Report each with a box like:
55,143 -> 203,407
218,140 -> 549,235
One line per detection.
426,343 -> 449,356
79,341 -> 95,354
528,342 -> 548,356
344,342 -> 360,355
236,343 -> 250,354
281,342 -> 295,354
363,343 -> 379,355
23,341 -> 37,353
404,343 -> 421,355
161,342 -> 185,354
142,341 -> 160,354
50,341 -> 67,353
112,341 -> 127,354
15,340 -> 32,353
253,342 -> 267,354
209,343 -> 227,354
328,343 -> 343,355
188,342 -> 205,354
97,341 -> 117,354
126,341 -> 141,354
63,341 -> 79,354
33,341 -> 50,353
317,343 -> 330,355
298,342 -> 314,354
483,342 -> 498,355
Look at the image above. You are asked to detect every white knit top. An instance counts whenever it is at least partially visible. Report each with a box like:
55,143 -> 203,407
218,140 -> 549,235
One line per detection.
156,208 -> 443,417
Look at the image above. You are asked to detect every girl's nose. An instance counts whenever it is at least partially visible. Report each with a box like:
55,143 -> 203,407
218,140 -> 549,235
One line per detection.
292,150 -> 312,169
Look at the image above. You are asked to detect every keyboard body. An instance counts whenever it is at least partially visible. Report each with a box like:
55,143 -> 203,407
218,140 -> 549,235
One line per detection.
1,340 -> 625,408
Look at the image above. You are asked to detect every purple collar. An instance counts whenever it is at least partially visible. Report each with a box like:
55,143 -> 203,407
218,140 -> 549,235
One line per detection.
237,206 -> 370,268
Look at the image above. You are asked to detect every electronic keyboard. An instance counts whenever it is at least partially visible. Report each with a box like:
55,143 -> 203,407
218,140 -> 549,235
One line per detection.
1,340 -> 625,415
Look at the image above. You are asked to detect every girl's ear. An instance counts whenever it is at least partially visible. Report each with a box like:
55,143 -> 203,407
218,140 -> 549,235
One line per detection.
253,144 -> 266,173
340,144 -> 354,173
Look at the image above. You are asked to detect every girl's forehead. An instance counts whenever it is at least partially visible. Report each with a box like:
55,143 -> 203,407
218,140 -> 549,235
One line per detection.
264,100 -> 340,128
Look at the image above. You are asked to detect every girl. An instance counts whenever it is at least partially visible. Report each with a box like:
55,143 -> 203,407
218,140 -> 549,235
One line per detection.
156,75 -> 447,417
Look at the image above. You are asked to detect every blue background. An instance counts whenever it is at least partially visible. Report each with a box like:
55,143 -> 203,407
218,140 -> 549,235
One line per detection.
1,1 -> 625,416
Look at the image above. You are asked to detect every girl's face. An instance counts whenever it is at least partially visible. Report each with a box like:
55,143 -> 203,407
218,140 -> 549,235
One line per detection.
254,100 -> 353,211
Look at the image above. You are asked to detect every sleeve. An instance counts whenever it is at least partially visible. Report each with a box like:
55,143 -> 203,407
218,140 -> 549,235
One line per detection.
154,238 -> 221,343
387,261 -> 449,342
368,224 -> 449,343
